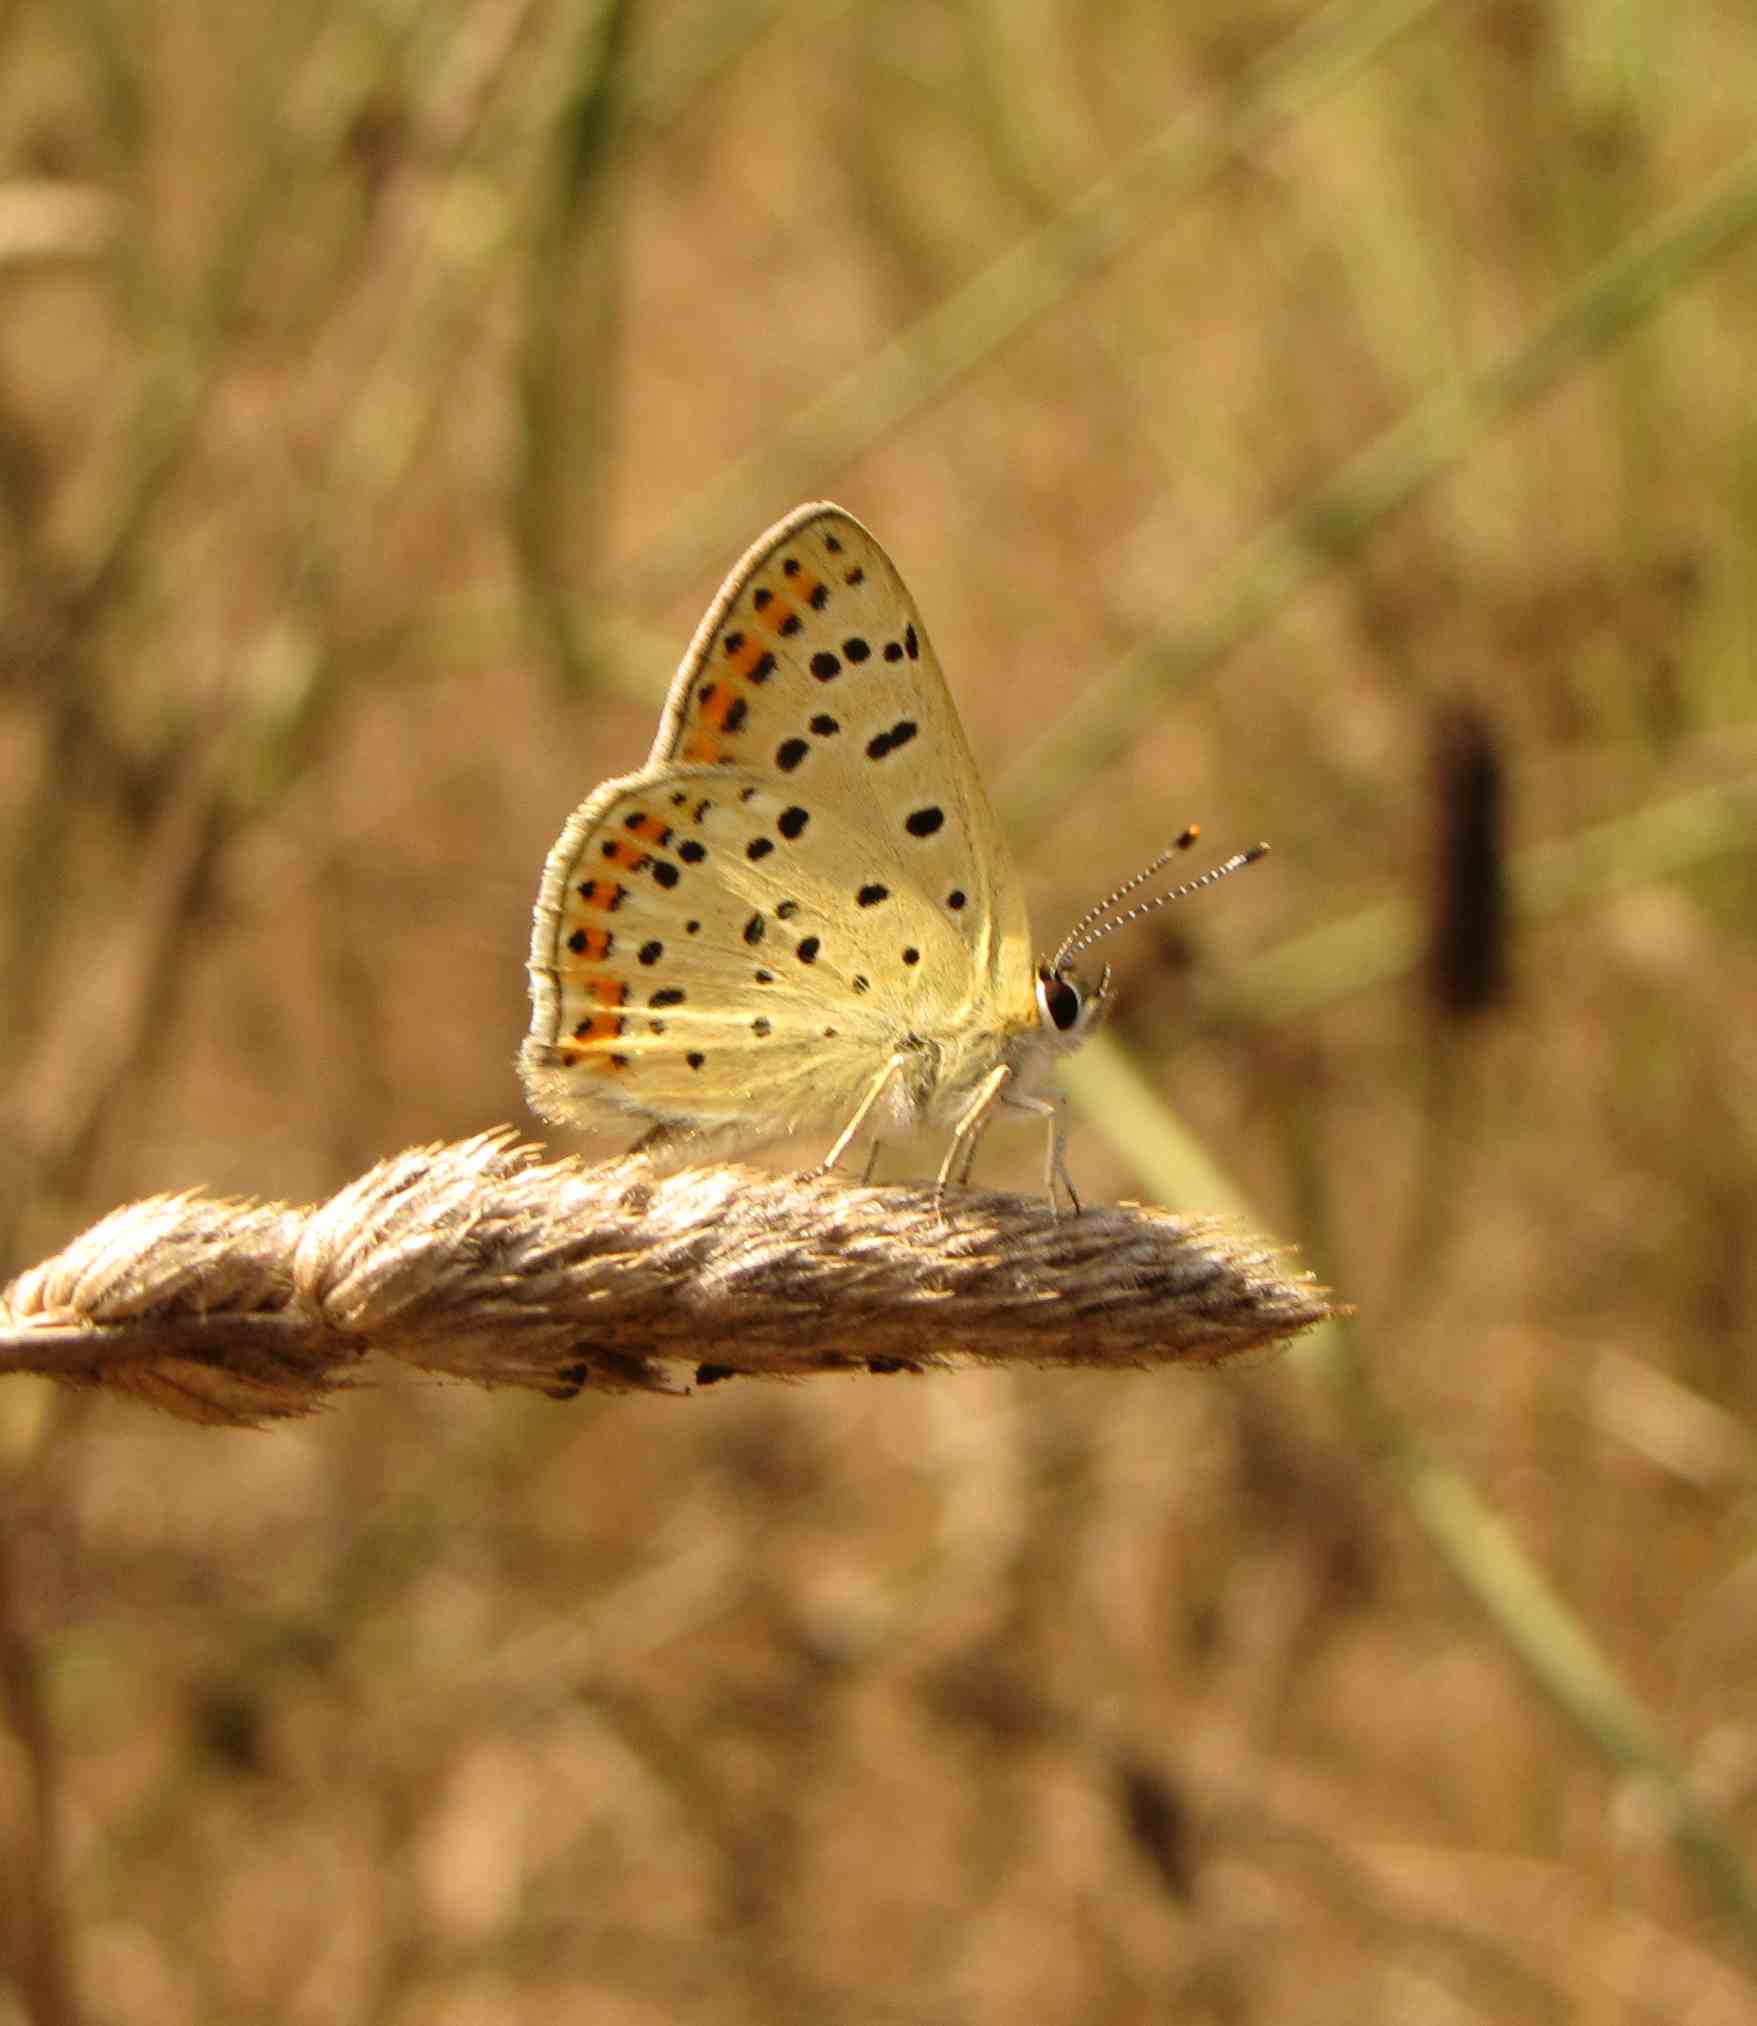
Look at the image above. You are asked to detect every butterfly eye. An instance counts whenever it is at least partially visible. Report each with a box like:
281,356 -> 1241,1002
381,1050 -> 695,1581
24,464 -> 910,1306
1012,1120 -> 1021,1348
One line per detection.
1038,973 -> 1082,1034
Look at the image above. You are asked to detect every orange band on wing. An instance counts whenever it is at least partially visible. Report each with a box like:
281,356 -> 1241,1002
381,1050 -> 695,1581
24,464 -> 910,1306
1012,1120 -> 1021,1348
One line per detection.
696,684 -> 745,730
598,838 -> 649,871
563,977 -> 631,1062
724,634 -> 775,681
558,1028 -> 631,1071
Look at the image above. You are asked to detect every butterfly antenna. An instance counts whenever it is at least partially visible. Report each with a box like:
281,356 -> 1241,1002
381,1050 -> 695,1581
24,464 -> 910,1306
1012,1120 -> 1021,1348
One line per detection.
1048,827 -> 1203,969
1052,840 -> 1269,968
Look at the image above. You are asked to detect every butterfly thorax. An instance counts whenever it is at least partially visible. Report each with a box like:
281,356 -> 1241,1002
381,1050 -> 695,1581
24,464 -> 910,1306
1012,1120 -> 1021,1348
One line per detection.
905,957 -> 1110,1129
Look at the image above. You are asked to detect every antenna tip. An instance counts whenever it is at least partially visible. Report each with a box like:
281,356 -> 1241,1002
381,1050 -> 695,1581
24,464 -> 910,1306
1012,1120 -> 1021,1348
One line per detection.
1243,842 -> 1270,864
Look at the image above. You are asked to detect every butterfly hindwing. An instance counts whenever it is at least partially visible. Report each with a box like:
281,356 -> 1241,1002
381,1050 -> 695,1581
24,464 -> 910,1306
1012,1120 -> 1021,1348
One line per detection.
526,767 -> 981,1131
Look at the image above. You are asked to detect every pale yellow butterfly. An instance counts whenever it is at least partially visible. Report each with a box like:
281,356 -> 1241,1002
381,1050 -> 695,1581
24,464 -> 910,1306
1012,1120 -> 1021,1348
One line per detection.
522,503 -> 1264,1205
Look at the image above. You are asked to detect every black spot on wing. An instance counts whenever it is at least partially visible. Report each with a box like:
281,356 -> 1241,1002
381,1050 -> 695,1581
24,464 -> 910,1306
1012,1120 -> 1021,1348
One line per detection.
865,721 -> 917,761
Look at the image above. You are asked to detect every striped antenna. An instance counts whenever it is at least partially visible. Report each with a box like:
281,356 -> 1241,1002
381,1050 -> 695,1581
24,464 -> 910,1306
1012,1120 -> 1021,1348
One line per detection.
1051,836 -> 1268,969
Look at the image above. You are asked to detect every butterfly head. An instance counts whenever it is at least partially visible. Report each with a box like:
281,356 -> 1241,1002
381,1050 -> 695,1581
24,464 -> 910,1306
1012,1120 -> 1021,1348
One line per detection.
1033,959 -> 1113,1055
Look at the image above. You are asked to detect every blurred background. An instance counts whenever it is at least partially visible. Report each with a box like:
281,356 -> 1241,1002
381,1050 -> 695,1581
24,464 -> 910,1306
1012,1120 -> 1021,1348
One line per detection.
2,1 -> 1756,2019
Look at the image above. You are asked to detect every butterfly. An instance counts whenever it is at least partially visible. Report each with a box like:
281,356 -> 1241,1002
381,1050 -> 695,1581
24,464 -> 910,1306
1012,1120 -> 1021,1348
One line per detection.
522,503 -> 1263,1207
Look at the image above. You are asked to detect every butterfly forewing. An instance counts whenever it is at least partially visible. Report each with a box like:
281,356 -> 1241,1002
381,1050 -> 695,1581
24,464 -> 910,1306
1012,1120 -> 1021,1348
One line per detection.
655,505 -> 1027,977
524,505 -> 1036,1140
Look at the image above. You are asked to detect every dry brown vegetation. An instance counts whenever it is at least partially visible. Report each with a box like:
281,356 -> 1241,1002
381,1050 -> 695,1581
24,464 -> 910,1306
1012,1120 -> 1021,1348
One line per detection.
2,2 -> 1756,2020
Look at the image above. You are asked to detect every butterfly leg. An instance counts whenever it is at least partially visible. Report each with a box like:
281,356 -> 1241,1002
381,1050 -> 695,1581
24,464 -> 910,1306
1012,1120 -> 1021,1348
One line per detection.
817,1054 -> 909,1177
936,1064 -> 1012,1207
999,1089 -> 1081,1215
